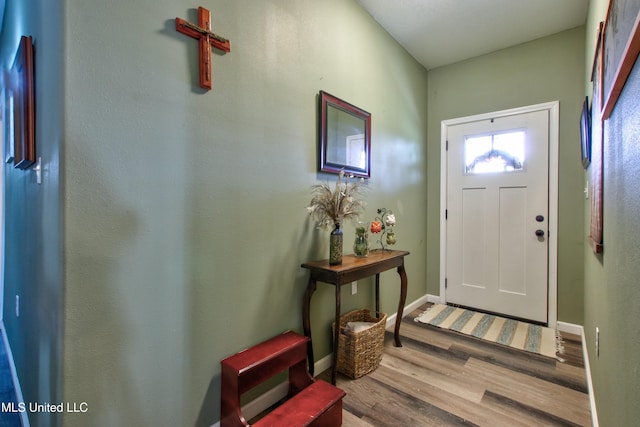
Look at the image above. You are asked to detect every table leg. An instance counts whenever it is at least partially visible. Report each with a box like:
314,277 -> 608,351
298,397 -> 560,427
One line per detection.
394,264 -> 408,347
302,277 -> 317,375
375,273 -> 380,315
331,283 -> 341,385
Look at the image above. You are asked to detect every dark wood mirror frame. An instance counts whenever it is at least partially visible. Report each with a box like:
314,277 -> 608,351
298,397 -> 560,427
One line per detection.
319,91 -> 371,178
11,35 -> 35,170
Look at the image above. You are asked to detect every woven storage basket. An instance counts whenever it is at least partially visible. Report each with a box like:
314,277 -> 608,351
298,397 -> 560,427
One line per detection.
334,309 -> 386,379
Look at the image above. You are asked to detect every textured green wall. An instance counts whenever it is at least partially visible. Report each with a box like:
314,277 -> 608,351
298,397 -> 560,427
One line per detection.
583,1 -> 640,425
0,0 -> 64,426
62,0 -> 428,425
426,27 -> 587,324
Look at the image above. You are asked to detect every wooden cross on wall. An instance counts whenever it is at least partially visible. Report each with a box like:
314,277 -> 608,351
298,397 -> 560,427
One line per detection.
175,7 -> 231,90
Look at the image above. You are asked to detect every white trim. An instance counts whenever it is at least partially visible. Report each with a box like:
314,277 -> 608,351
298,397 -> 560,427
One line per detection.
583,329 -> 600,427
210,379 -> 292,427
439,101 -> 560,327
314,352 -> 334,377
439,118 -> 448,314
384,293 -> 431,328
556,322 -> 599,427
426,294 -> 443,304
240,381 -> 289,422
547,102 -> 560,328
1,323 -> 30,427
556,321 -> 583,336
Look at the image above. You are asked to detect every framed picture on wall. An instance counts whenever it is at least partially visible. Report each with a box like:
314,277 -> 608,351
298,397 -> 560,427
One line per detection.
11,35 -> 36,170
601,0 -> 640,119
589,23 -> 604,254
580,96 -> 591,168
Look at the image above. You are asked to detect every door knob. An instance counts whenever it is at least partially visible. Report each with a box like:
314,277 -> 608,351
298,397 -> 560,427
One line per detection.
536,215 -> 544,222
535,229 -> 545,237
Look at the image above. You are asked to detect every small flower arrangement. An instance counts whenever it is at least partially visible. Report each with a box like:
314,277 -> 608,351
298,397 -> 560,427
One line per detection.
353,221 -> 370,257
370,221 -> 383,233
370,208 -> 397,250
307,170 -> 367,229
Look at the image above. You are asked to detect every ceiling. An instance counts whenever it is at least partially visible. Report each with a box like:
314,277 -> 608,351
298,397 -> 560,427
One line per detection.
357,0 -> 589,70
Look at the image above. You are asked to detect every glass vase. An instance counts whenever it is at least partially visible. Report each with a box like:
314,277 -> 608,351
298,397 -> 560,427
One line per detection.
329,223 -> 343,265
353,222 -> 369,257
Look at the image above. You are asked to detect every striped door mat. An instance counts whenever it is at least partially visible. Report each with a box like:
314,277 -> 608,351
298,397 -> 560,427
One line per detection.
415,304 -> 561,359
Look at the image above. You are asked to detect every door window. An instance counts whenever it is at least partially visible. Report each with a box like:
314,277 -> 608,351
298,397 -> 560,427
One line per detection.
464,130 -> 525,174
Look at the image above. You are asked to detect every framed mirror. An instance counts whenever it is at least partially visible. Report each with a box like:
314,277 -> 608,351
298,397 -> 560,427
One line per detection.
11,36 -> 35,170
319,91 -> 371,178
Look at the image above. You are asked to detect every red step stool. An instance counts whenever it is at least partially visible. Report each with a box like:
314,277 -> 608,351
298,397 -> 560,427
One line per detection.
221,331 -> 345,427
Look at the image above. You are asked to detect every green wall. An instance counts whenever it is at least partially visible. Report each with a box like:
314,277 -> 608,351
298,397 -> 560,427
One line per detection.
61,0 -> 428,426
426,27 -> 587,324
0,0 -> 64,426
583,1 -> 640,425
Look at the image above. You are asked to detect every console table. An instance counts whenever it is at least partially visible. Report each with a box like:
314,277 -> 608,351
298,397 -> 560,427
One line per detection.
301,249 -> 409,384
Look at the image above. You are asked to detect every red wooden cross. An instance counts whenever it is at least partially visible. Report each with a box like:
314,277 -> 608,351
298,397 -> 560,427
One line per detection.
175,7 -> 231,90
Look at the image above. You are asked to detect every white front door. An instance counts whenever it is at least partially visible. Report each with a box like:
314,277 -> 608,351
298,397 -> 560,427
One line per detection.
445,109 -> 550,323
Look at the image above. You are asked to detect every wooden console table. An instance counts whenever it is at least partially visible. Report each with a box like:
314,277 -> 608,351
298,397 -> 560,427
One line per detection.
301,249 -> 409,384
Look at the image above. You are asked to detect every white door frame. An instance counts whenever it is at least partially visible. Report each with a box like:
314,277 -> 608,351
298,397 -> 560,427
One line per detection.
439,101 -> 559,327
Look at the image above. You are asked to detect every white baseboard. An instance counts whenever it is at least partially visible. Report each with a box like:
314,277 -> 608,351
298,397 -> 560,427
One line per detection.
240,381 -> 289,422
385,293 -> 434,329
580,325 -> 599,427
426,294 -> 443,304
1,322 -> 30,427
556,321 -> 598,427
556,321 -> 582,336
314,352 -> 334,377
210,380 -> 290,427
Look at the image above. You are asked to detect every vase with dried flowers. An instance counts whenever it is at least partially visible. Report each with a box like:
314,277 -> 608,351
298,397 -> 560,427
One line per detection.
307,170 -> 367,265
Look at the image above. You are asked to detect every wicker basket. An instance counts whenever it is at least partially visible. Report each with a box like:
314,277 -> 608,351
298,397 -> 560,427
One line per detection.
333,309 -> 387,379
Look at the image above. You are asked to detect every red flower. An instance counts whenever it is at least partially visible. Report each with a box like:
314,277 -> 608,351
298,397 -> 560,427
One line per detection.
370,221 -> 382,233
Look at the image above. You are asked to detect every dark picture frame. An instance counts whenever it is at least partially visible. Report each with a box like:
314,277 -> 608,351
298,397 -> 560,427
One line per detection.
589,23 -> 605,255
580,96 -> 591,168
11,35 -> 35,169
319,91 -> 371,178
601,0 -> 640,119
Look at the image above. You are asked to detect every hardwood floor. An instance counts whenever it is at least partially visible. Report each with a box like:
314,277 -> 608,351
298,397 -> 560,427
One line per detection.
319,304 -> 591,427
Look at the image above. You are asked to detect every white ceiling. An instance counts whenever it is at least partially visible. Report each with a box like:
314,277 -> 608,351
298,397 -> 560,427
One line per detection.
357,0 -> 589,70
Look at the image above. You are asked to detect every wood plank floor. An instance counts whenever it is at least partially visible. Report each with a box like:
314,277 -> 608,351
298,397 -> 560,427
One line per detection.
318,304 -> 591,427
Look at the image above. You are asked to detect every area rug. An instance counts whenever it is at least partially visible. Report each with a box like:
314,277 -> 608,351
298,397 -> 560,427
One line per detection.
415,304 -> 562,359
